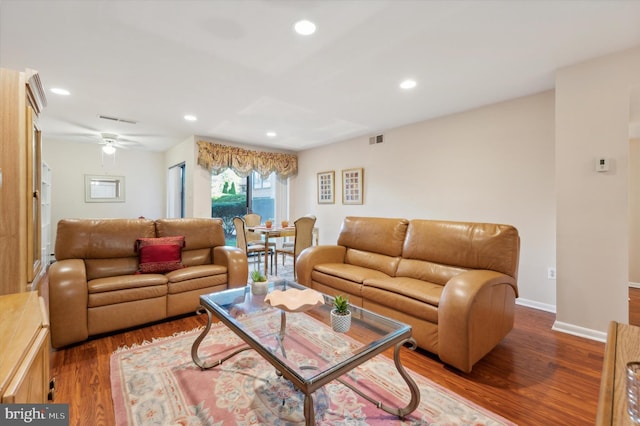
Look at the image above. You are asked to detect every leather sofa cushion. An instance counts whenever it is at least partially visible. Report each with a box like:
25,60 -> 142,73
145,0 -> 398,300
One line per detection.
88,285 -> 167,308
166,265 -> 227,283
311,271 -> 366,300
364,277 -> 443,307
314,263 -> 391,284
403,219 -> 520,278
88,275 -> 168,308
156,218 -> 226,250
167,274 -> 228,294
396,258 -> 468,286
337,217 -> 408,257
362,278 -> 440,323
55,218 -> 156,260
344,248 -> 400,277
182,248 -> 213,266
85,258 -> 139,280
88,274 -> 168,293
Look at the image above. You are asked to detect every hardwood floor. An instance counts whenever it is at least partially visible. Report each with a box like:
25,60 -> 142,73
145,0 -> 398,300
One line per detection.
48,285 -> 606,426
630,286 -> 640,326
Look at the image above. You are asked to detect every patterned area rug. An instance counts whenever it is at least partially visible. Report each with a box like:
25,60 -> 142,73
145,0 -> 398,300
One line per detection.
111,310 -> 516,426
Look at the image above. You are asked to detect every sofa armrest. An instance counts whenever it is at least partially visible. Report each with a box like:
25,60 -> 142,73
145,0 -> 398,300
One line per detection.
48,259 -> 89,348
295,245 -> 347,286
438,269 -> 518,373
213,246 -> 248,288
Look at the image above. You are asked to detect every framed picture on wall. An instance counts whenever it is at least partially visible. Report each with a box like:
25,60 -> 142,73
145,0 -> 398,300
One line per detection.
317,171 -> 335,204
342,168 -> 363,205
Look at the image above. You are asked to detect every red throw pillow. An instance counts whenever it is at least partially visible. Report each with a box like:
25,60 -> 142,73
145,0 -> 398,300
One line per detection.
136,236 -> 185,273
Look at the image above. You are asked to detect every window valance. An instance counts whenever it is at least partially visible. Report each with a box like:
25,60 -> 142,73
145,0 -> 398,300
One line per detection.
196,141 -> 298,179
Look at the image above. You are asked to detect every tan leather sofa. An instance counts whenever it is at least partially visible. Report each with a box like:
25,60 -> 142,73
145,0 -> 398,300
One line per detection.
296,216 -> 520,372
48,218 -> 248,348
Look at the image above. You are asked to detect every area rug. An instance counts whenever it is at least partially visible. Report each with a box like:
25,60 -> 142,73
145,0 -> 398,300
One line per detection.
111,311 -> 516,426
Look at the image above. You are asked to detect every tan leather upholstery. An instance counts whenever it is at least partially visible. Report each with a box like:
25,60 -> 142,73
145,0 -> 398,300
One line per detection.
296,216 -> 520,372
48,218 -> 248,348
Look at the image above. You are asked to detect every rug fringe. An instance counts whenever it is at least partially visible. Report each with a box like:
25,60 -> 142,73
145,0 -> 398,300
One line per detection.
112,326 -> 204,354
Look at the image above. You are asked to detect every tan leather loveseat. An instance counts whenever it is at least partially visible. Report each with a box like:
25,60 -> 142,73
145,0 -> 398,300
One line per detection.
48,218 -> 248,348
296,216 -> 520,372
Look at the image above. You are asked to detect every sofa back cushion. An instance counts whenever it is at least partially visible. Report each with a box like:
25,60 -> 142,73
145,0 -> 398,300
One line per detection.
402,219 -> 520,279
337,217 -> 409,257
55,218 -> 156,280
155,218 -> 226,266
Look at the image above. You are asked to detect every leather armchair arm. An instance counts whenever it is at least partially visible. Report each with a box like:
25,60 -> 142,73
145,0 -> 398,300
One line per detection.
295,245 -> 347,286
48,259 -> 89,348
438,269 -> 518,373
213,246 -> 248,288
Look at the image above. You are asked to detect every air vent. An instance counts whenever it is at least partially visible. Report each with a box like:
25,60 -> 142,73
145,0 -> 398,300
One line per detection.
98,114 -> 138,125
368,134 -> 384,145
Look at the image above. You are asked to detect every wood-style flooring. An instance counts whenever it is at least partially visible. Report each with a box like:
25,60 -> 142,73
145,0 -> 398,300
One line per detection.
630,286 -> 640,326
48,282 -> 608,426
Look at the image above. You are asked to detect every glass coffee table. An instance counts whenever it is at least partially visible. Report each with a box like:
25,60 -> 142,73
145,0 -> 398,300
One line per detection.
191,279 -> 420,425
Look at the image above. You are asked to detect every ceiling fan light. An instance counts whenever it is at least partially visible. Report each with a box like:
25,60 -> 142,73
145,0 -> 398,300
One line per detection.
294,19 -> 316,36
102,144 -> 116,155
400,79 -> 417,90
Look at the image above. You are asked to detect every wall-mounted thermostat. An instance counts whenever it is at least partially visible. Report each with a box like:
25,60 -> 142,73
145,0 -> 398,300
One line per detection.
595,157 -> 609,172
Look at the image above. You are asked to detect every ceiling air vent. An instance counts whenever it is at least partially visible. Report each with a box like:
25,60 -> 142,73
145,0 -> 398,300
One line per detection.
98,114 -> 138,125
368,134 -> 384,145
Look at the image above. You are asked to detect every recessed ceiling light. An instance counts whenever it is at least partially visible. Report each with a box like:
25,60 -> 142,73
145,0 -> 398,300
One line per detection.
294,19 -> 316,36
400,79 -> 417,90
266,131 -> 277,138
50,87 -> 70,96
184,114 -> 197,122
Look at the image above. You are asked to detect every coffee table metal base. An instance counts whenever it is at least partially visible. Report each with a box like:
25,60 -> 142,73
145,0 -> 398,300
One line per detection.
191,306 -> 421,425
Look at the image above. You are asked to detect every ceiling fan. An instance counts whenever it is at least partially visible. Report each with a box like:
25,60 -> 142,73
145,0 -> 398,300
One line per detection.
99,133 -> 128,154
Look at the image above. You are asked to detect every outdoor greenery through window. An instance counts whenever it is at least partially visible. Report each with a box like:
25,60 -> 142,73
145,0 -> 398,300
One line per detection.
211,169 -> 277,246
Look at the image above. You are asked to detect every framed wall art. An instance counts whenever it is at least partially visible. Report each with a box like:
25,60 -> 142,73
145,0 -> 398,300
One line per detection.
342,167 -> 363,205
317,170 -> 335,204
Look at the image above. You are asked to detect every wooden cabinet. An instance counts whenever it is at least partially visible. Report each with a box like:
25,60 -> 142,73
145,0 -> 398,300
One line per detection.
0,292 -> 50,403
596,321 -> 640,425
0,68 -> 47,295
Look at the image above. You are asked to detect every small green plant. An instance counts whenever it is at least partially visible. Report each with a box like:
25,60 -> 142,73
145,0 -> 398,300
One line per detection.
250,270 -> 267,282
333,295 -> 349,315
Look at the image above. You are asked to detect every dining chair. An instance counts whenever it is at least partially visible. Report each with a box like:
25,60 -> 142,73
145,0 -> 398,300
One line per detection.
233,216 -> 273,271
244,212 -> 277,253
275,215 -> 316,280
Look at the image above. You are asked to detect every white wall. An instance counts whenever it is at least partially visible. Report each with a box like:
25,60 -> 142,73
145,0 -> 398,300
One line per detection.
165,136 -> 197,217
555,46 -> 640,338
42,139 -> 165,250
290,91 -> 556,309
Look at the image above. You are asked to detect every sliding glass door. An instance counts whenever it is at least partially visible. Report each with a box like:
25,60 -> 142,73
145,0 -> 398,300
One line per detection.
211,170 -> 287,246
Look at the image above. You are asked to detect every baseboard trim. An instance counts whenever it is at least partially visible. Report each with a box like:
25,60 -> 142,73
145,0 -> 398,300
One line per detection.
551,320 -> 607,343
517,298 -> 607,342
630,281 -> 640,289
516,298 -> 556,313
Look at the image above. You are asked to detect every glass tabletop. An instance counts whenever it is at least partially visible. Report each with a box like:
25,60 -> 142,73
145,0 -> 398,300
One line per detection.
199,279 -> 411,385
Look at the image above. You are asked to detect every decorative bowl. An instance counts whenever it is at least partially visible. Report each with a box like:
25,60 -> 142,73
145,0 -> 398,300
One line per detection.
264,288 -> 324,312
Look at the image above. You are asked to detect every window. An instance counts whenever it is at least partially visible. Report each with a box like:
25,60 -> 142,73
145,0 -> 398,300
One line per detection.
84,175 -> 125,202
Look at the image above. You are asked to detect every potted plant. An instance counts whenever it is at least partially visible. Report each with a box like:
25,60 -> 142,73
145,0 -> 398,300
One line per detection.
264,219 -> 273,229
250,270 -> 268,295
331,294 -> 351,332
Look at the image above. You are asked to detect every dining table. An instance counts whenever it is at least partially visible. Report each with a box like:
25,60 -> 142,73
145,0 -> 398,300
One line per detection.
247,225 -> 319,276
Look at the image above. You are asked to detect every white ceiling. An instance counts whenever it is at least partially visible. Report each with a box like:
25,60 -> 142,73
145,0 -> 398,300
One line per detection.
2,0 -> 640,152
